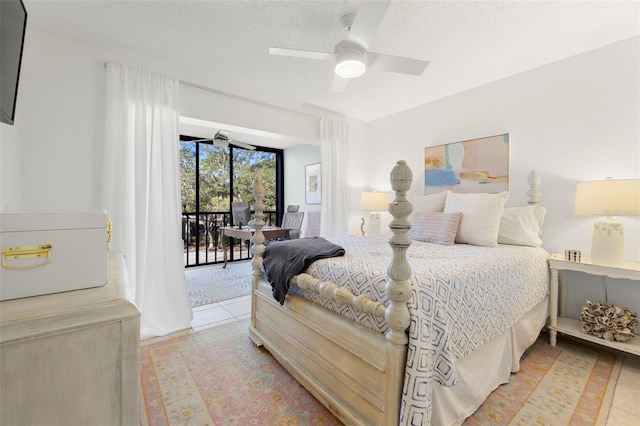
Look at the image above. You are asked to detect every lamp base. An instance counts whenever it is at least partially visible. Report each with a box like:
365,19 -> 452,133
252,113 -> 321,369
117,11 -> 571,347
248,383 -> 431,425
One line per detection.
368,212 -> 381,234
591,218 -> 625,267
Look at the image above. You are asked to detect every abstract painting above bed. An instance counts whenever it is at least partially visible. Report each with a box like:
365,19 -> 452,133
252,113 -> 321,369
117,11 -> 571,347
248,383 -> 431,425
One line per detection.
424,133 -> 510,194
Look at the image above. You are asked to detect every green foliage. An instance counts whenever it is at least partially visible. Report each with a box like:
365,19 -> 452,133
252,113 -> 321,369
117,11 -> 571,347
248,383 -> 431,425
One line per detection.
180,143 -> 197,211
180,141 -> 276,213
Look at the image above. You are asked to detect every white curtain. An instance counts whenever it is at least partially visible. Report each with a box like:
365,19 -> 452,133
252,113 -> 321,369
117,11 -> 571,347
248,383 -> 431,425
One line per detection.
103,63 -> 192,338
319,118 -> 350,238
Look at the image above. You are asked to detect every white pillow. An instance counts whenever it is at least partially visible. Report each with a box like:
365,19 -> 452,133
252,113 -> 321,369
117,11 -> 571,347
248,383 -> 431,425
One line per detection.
409,191 -> 449,215
408,212 -> 463,245
498,205 -> 547,247
444,191 -> 509,247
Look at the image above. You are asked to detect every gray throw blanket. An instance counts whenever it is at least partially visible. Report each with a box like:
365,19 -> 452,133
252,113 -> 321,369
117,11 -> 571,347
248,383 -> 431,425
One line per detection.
263,237 -> 345,304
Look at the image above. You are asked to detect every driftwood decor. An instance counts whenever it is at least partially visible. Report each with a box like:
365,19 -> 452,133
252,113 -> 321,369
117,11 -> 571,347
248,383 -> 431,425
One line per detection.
580,300 -> 639,342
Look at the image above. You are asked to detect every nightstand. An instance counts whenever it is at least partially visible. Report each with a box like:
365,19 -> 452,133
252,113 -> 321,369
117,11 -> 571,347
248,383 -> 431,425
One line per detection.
548,253 -> 640,356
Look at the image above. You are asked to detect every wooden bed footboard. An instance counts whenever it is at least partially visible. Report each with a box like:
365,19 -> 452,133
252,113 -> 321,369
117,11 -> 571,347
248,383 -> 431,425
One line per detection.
248,160 -> 414,426
291,273 -> 387,318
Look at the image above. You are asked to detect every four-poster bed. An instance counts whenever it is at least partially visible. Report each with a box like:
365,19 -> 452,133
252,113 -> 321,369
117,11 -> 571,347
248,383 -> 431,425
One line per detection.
248,160 -> 549,425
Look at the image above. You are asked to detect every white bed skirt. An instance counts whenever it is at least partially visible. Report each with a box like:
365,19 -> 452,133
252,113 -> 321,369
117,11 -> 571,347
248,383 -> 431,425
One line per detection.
431,296 -> 549,426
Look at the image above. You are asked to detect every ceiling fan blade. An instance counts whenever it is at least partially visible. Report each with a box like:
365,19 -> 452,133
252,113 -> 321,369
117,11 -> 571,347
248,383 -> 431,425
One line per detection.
269,47 -> 336,61
367,52 -> 429,76
329,75 -> 350,93
229,139 -> 256,151
347,0 -> 390,50
213,139 -> 229,148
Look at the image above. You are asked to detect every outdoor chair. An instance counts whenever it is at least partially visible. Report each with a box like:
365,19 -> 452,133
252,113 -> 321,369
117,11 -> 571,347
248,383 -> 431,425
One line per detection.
281,211 -> 304,239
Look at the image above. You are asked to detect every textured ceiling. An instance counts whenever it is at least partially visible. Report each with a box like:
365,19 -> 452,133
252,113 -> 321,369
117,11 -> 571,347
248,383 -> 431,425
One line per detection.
24,0 -> 640,124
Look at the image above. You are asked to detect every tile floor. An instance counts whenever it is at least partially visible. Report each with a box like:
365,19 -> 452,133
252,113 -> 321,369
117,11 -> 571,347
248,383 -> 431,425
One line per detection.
191,294 -> 252,331
151,296 -> 640,425
606,354 -> 640,426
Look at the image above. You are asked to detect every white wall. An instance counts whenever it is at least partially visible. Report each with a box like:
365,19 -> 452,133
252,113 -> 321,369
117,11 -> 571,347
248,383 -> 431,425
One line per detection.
0,27 -> 331,213
2,26 -> 637,318
284,144 -> 321,210
0,111 -> 22,211
16,28 -> 106,212
178,83 -> 321,144
283,144 -> 321,233
17,28 -> 636,254
355,36 -> 640,319
359,36 -> 640,262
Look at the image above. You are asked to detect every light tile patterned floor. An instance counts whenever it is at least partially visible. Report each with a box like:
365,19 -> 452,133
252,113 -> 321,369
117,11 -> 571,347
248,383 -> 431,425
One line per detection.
191,294 -> 252,331
150,295 -> 640,426
607,354 -> 640,426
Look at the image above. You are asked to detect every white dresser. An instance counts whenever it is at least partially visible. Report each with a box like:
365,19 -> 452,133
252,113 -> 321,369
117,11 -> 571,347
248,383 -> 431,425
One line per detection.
0,252 -> 140,425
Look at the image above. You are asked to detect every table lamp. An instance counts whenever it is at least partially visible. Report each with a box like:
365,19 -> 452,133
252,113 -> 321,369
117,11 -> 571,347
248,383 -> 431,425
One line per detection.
574,178 -> 640,267
360,191 -> 389,235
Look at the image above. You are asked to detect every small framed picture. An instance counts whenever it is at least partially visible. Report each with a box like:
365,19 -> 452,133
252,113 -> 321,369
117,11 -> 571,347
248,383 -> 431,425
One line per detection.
305,163 -> 321,205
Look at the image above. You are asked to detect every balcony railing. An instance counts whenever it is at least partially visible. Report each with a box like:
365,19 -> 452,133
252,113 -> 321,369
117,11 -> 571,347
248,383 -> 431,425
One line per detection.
182,210 -> 277,267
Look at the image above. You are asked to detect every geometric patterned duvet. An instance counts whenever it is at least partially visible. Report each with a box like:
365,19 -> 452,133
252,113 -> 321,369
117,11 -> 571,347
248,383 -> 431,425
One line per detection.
291,234 -> 550,425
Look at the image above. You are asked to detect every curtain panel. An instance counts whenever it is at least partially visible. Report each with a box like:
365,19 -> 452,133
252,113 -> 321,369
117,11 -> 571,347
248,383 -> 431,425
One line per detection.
103,63 -> 192,338
320,119 -> 350,238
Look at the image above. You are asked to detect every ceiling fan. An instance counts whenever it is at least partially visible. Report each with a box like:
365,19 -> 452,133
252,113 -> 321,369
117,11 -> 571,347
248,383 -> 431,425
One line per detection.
193,130 -> 256,150
268,0 -> 429,92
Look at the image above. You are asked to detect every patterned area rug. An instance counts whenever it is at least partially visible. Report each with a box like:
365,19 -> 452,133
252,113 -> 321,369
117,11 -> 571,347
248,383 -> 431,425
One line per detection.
140,319 -> 341,425
140,322 -> 620,426
464,335 -> 621,425
185,261 -> 253,306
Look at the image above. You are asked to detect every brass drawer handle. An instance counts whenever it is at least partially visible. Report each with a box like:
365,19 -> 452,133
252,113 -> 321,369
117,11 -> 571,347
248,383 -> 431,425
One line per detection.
2,244 -> 52,270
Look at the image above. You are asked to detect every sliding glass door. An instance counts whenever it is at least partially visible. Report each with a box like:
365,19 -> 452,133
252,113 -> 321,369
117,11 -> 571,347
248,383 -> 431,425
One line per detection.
180,135 -> 283,267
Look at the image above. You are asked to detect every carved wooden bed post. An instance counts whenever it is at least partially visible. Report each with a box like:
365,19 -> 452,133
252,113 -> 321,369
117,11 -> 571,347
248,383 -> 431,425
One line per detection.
249,161 -> 415,425
250,182 -> 266,330
384,160 -> 414,422
386,160 -> 414,344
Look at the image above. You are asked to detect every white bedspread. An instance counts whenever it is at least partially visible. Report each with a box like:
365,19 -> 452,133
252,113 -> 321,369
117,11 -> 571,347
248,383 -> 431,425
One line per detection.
290,234 -> 550,424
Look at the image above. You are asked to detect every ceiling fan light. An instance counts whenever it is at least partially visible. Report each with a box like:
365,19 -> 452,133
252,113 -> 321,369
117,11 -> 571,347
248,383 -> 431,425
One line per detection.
335,59 -> 366,79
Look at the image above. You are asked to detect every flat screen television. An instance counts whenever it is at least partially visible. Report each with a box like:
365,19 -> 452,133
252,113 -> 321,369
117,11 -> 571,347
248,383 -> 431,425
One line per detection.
1,0 -> 28,125
231,201 -> 252,228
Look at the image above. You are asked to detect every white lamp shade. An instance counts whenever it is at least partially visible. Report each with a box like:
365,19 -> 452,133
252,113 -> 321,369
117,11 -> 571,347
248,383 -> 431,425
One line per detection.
574,179 -> 640,216
360,191 -> 389,211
